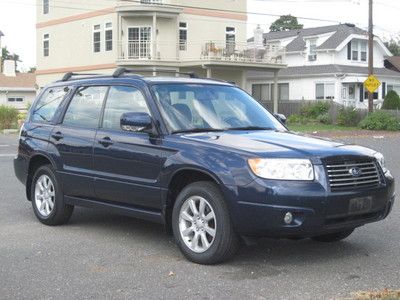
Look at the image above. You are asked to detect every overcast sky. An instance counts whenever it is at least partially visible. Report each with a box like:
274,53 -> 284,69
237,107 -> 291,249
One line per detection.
0,0 -> 399,71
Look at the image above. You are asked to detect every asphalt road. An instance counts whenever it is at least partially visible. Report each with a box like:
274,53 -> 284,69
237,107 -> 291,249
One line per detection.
0,133 -> 399,300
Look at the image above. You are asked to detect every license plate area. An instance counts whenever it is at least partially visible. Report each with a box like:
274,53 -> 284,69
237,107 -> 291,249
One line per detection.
349,196 -> 373,214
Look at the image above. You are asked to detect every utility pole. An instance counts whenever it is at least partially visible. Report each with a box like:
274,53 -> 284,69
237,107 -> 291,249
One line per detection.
368,0 -> 374,112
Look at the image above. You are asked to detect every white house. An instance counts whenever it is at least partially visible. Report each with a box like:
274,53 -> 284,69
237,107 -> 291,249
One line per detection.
0,60 -> 37,110
247,23 -> 400,109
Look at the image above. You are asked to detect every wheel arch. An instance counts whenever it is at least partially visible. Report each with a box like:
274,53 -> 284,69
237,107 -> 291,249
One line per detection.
26,154 -> 57,201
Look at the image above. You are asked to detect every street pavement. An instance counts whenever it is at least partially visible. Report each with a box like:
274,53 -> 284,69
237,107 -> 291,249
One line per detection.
0,133 -> 399,300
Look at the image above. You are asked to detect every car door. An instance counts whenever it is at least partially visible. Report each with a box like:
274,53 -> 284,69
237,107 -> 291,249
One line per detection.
51,85 -> 108,199
93,85 -> 164,209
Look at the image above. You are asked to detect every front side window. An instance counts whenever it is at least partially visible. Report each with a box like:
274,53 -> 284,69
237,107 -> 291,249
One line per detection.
105,22 -> 113,51
102,86 -> 150,131
63,86 -> 107,128
179,22 -> 187,51
43,34 -> 50,57
93,25 -> 101,53
43,0 -> 49,14
152,84 -> 286,133
32,87 -> 70,123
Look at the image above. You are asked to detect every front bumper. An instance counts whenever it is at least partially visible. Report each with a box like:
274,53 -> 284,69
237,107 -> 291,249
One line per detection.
230,173 -> 395,238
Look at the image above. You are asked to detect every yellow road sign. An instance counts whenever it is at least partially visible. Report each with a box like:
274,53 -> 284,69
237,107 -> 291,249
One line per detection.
364,75 -> 381,94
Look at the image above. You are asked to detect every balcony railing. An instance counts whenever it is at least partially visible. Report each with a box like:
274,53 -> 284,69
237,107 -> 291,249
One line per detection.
117,41 -> 286,64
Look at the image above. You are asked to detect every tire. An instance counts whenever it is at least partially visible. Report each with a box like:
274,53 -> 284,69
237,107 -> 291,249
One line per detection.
311,229 -> 355,243
172,181 -> 239,265
30,164 -> 74,226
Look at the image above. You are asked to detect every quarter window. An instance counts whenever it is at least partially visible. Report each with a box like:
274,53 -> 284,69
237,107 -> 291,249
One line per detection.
179,22 -> 187,51
63,86 -> 107,128
102,86 -> 150,131
32,87 -> 70,123
105,22 -> 113,51
316,83 -> 335,100
43,34 -> 50,57
93,25 -> 101,53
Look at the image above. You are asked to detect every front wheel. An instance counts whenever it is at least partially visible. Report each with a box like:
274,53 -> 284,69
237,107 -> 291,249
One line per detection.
172,181 -> 239,264
311,229 -> 355,243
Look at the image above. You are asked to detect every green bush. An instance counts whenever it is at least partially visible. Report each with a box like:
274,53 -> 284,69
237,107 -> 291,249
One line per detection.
0,105 -> 19,130
316,113 -> 331,124
337,107 -> 359,126
300,101 -> 331,118
382,90 -> 400,110
359,111 -> 400,131
287,114 -> 309,124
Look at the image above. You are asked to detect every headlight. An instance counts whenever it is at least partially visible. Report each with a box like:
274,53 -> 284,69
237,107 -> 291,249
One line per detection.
374,152 -> 386,172
248,158 -> 314,181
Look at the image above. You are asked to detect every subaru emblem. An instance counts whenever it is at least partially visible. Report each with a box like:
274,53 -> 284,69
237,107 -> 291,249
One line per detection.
349,167 -> 362,177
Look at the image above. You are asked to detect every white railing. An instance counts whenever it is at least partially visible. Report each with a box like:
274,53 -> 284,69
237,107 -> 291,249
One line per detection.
117,41 -> 286,64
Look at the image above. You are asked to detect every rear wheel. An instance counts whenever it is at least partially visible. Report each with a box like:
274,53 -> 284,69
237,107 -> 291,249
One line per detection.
172,181 -> 239,264
311,229 -> 355,243
31,164 -> 74,225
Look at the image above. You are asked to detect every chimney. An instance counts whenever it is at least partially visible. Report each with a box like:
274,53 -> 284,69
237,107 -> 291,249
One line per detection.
253,25 -> 265,49
3,60 -> 16,77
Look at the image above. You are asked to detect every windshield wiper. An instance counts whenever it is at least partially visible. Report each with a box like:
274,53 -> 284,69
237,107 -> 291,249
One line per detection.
228,126 -> 275,131
171,128 -> 225,134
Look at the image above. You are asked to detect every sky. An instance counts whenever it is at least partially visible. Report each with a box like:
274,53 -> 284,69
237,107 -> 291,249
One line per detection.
0,0 -> 399,71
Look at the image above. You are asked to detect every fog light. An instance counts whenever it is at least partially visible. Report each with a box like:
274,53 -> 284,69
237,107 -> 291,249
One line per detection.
284,212 -> 293,224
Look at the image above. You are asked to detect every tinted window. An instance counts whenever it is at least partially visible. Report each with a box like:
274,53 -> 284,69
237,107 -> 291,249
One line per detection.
102,86 -> 150,130
63,86 -> 107,128
32,87 -> 70,123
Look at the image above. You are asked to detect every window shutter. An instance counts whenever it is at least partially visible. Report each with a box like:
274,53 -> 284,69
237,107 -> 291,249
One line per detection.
359,84 -> 364,102
382,82 -> 386,98
347,42 -> 351,60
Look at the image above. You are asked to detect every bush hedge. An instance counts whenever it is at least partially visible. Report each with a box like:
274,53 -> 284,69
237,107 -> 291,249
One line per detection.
0,105 -> 19,130
337,107 -> 360,126
300,101 -> 330,118
359,111 -> 400,131
382,90 -> 400,110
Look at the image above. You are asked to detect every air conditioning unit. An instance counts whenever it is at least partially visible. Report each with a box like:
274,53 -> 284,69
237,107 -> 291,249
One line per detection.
308,54 -> 317,61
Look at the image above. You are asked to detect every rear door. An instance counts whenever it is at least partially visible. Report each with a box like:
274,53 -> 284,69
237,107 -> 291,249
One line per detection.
51,86 -> 108,199
93,85 -> 164,209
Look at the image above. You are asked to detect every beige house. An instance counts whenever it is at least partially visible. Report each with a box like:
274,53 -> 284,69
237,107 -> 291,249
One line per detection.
36,0 -> 286,110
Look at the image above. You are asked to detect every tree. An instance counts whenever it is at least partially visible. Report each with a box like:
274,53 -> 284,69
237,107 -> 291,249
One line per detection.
1,47 -> 22,71
382,90 -> 400,110
270,15 -> 304,32
384,39 -> 400,56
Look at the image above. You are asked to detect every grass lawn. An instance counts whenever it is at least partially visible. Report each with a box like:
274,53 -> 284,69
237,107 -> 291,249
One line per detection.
287,123 -> 359,133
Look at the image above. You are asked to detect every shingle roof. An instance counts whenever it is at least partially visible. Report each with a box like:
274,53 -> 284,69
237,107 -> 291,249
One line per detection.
248,24 -> 368,52
0,73 -> 36,89
276,64 -> 400,77
385,56 -> 400,72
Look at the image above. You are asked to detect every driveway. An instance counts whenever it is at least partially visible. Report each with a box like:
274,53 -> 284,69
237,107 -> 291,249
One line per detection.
0,133 -> 398,300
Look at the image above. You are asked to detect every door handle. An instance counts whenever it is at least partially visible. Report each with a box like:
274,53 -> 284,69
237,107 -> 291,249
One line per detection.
98,136 -> 113,147
51,132 -> 63,141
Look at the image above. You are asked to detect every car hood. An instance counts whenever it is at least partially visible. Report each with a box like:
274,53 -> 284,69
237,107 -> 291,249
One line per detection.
179,130 -> 377,161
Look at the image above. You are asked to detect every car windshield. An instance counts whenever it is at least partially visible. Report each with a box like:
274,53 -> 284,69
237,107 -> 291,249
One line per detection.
152,84 -> 286,133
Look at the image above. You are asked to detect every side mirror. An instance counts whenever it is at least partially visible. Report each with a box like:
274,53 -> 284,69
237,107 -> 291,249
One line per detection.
274,113 -> 287,124
120,112 -> 155,134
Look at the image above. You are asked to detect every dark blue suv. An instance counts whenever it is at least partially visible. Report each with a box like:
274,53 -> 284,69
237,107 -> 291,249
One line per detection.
14,68 -> 395,264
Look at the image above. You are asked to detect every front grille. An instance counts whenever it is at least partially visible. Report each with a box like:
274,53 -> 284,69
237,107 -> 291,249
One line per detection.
325,157 -> 383,192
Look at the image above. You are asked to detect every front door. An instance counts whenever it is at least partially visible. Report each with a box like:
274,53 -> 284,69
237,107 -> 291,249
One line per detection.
128,27 -> 152,59
93,85 -> 164,210
52,86 -> 108,199
342,83 -> 356,107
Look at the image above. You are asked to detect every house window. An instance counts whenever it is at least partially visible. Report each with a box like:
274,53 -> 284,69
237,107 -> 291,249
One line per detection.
179,22 -> 187,51
93,25 -> 101,53
278,83 -> 289,101
349,40 -> 367,62
308,39 -> 317,61
43,34 -> 50,57
43,0 -> 49,14
8,97 -> 24,102
252,84 -> 270,101
226,27 -> 236,54
316,83 -> 335,100
105,22 -> 113,51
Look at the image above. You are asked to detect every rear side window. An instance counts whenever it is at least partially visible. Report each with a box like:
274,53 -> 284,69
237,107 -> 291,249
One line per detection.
31,87 -> 70,123
63,86 -> 108,128
102,86 -> 150,131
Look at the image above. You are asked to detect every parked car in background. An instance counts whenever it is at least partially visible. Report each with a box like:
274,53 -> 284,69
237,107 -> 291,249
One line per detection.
14,69 -> 395,264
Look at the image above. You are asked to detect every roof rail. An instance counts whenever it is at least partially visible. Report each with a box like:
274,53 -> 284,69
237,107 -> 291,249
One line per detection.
61,72 -> 103,82
112,67 -> 199,79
